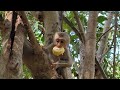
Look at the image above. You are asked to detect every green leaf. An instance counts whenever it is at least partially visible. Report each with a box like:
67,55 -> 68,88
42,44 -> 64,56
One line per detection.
97,16 -> 108,24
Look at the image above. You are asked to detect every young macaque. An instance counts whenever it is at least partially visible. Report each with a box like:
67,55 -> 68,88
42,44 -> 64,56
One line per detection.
44,32 -> 73,78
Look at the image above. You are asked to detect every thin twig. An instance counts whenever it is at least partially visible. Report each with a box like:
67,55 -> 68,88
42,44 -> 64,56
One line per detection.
63,16 -> 82,42
96,25 -> 114,45
102,38 -> 114,59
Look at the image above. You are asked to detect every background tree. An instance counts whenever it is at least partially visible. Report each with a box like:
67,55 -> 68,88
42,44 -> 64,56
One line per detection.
0,11 -> 119,79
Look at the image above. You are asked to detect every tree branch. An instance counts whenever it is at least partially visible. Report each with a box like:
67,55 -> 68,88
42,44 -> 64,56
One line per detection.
96,12 -> 113,64
73,11 -> 85,44
113,12 -> 118,79
63,16 -> 82,42
95,57 -> 107,79
17,11 -> 42,54
101,38 -> 114,59
96,25 -> 114,45
17,11 -> 37,46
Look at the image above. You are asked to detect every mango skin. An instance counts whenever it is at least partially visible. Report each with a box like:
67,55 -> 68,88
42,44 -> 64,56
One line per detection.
52,46 -> 65,56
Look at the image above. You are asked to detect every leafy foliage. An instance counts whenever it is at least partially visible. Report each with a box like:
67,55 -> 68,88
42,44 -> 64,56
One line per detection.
97,16 -> 108,24
23,65 -> 32,79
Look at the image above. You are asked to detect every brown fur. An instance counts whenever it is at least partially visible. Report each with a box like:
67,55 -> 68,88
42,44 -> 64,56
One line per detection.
44,32 -> 73,79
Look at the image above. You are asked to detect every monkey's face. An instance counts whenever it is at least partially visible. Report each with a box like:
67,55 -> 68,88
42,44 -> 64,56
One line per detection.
53,38 -> 66,56
52,32 -> 70,56
53,32 -> 70,48
55,38 -> 65,48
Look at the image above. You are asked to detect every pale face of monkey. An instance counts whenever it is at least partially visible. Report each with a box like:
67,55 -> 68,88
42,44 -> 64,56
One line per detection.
52,34 -> 66,56
54,33 -> 67,48
55,38 -> 65,48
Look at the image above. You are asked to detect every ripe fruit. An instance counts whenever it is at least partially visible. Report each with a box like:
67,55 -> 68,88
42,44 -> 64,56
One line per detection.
52,46 -> 65,56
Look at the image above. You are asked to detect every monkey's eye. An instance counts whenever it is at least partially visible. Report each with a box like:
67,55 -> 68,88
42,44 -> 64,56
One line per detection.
61,41 -> 64,43
56,39 -> 59,42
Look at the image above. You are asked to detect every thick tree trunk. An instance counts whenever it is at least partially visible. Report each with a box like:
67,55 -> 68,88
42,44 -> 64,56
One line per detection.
79,11 -> 98,79
43,11 -> 60,46
0,11 -> 24,78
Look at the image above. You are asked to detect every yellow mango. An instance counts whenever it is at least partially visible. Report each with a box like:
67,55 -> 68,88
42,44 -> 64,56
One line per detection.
52,46 -> 65,56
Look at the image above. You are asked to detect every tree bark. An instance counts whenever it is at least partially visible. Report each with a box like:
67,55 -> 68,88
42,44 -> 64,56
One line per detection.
0,11 -> 24,78
79,11 -> 98,79
79,42 -> 85,79
43,11 -> 60,46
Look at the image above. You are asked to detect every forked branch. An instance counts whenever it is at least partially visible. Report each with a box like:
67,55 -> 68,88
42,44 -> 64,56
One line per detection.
73,11 -> 85,44
17,11 -> 42,54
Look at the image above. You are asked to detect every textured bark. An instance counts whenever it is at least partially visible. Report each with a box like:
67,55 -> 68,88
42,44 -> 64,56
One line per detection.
95,12 -> 113,79
62,67 -> 72,79
43,11 -> 60,46
79,42 -> 85,79
0,11 -> 24,78
79,11 -> 98,79
23,40 -> 58,79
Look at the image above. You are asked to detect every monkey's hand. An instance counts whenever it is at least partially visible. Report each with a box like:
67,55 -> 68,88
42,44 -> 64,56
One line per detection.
50,61 -> 62,69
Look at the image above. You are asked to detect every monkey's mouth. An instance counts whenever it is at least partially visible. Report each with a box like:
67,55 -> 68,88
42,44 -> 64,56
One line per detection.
52,46 -> 65,56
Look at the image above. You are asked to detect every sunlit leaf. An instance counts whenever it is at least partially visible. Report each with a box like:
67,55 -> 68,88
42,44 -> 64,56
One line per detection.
97,16 -> 108,24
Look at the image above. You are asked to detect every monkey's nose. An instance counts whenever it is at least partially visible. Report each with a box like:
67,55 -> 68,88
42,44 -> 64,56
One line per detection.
57,46 -> 61,48
57,44 -> 62,48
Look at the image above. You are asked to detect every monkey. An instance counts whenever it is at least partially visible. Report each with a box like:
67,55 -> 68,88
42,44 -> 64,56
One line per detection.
44,32 -> 73,79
